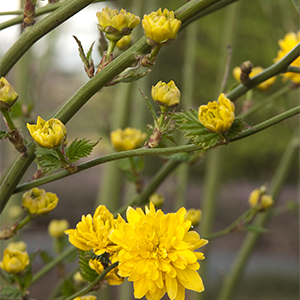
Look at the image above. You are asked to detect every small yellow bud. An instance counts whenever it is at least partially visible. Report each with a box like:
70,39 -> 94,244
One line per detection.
111,127 -> 147,152
8,205 -> 23,221
116,35 -> 131,49
233,66 -> 276,90
0,248 -> 29,274
149,194 -> 164,208
27,116 -> 67,149
151,80 -> 181,108
274,31 -> 300,84
142,8 -> 181,46
96,7 -> 140,41
0,77 -> 18,109
6,241 -> 27,252
73,296 -> 97,300
48,219 -> 69,238
22,188 -> 59,216
185,208 -> 202,227
248,187 -> 274,211
198,93 -> 235,134
73,271 -> 86,285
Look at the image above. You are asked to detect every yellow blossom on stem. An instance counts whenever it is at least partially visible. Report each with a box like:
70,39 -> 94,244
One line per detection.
48,219 -> 69,238
248,187 -> 273,211
73,296 -> 97,300
142,8 -> 181,46
198,93 -> 235,134
89,253 -> 124,286
149,193 -> 164,208
233,66 -> 276,90
109,202 -> 208,300
22,188 -> 59,216
7,241 -> 27,252
116,35 -> 131,49
151,80 -> 181,109
111,127 -> 147,152
27,116 -> 67,149
0,248 -> 29,274
185,209 -> 202,227
0,77 -> 18,109
65,205 -> 125,255
96,7 -> 140,41
274,31 -> 300,84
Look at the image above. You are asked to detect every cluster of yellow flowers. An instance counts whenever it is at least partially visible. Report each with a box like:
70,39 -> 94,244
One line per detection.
65,203 -> 208,300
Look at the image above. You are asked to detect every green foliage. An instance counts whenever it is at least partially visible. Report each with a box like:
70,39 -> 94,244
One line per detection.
78,249 -> 99,283
62,278 -> 76,297
35,147 -> 62,173
0,286 -> 23,300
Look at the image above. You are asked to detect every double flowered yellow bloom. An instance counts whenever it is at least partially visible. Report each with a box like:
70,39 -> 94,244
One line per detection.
0,77 -> 18,109
96,7 -> 140,41
0,248 -> 29,274
198,93 -> 235,134
151,80 -> 181,109
27,116 -> 67,149
65,205 -> 125,255
22,188 -> 59,216
109,203 -> 208,300
248,187 -> 273,211
233,66 -> 276,90
111,127 -> 147,152
274,31 -> 300,84
142,8 -> 181,46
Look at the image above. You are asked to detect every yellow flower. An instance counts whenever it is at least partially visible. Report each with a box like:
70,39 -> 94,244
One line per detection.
27,116 -> 67,149
116,35 -> 131,49
110,127 -> 147,152
6,241 -> 27,252
142,8 -> 181,46
96,7 -> 140,41
65,205 -> 125,255
73,296 -> 97,300
248,187 -> 273,211
198,93 -> 235,134
233,66 -> 276,90
185,209 -> 202,227
73,271 -> 86,285
22,188 -> 59,216
0,77 -> 18,109
89,253 -> 124,286
109,203 -> 208,300
0,248 -> 29,274
151,80 -> 181,109
274,31 -> 300,84
149,193 -> 164,208
48,219 -> 69,238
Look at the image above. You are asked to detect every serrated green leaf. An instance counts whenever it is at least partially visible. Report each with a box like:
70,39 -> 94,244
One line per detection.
65,138 -> 99,163
225,118 -> 246,140
0,130 -> 8,139
78,250 -> 99,283
35,147 -> 62,173
171,109 -> 220,149
73,35 -> 89,67
0,286 -> 23,299
86,41 -> 95,65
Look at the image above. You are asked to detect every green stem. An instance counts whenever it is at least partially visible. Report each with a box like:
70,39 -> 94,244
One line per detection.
13,215 -> 32,233
149,45 -> 162,59
62,262 -> 118,300
13,105 -> 300,194
217,132 -> 299,300
106,40 -> 117,61
1,109 -> 16,131
54,147 -> 68,164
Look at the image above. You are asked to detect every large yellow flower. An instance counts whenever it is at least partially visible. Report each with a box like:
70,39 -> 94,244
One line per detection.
109,203 -> 208,300
65,205 -> 125,255
0,248 -> 29,274
27,116 -> 67,149
274,31 -> 300,84
142,8 -> 181,46
110,127 -> 147,152
198,93 -> 235,134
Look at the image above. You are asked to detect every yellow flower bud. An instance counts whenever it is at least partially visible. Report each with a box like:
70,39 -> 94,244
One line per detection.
149,194 -> 164,208
73,271 -> 86,285
116,35 -> 131,49
274,31 -> 300,84
110,127 -> 147,152
22,188 -> 59,216
0,77 -> 18,109
0,248 -> 29,274
248,188 -> 274,211
6,241 -> 27,252
185,208 -> 202,227
142,8 -> 181,46
151,80 -> 181,108
27,116 -> 67,149
73,296 -> 97,300
96,7 -> 140,41
233,66 -> 276,90
198,93 -> 235,134
48,219 -> 69,238
8,205 -> 23,221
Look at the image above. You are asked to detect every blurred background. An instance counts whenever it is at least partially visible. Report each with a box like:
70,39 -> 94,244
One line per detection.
0,0 -> 299,299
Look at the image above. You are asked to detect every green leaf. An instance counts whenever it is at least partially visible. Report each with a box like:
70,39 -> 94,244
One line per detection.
0,286 -> 23,299
62,278 -> 76,297
171,109 -> 220,149
78,250 -> 99,283
0,130 -> 8,139
35,147 -> 62,174
65,138 -> 99,163
225,118 -> 247,140
245,224 -> 268,233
